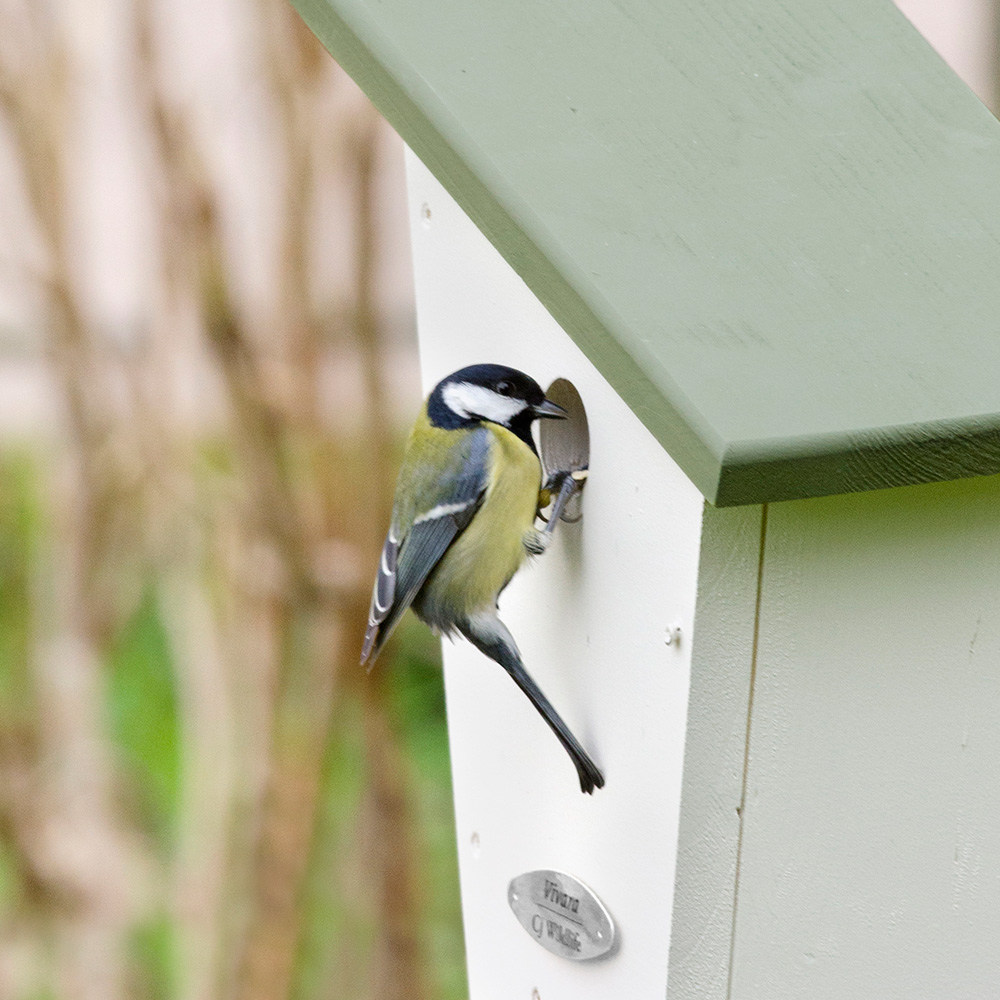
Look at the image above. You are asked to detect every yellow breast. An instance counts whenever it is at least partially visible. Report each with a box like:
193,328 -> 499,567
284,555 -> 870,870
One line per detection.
422,423 -> 540,622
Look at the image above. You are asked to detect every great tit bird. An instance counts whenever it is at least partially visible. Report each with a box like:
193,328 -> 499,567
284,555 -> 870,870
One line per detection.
361,363 -> 604,794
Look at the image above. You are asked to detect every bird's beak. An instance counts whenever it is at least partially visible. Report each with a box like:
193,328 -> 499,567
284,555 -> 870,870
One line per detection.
533,398 -> 568,419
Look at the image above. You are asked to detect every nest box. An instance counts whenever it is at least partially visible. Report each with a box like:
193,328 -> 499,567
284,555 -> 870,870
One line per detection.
294,0 -> 1000,995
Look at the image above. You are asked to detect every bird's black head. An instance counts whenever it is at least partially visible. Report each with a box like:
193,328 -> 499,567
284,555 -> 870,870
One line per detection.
427,363 -> 565,448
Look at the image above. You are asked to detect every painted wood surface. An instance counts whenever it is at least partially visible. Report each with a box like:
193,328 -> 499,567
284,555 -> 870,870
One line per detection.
731,476 -> 1000,998
294,0 -> 1000,506
668,504 -> 764,1000
405,151 -> 706,999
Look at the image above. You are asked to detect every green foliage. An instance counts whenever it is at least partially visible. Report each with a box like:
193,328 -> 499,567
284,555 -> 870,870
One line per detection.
106,589 -> 181,848
0,838 -> 22,922
293,616 -> 467,1000
387,618 -> 467,1000
0,451 -> 40,715
129,915 -> 176,1000
294,693 -> 370,1000
0,452 -> 466,1000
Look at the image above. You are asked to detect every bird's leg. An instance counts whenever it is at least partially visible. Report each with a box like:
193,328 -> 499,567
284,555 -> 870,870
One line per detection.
459,614 -> 605,794
542,473 -> 578,535
538,469 -> 586,532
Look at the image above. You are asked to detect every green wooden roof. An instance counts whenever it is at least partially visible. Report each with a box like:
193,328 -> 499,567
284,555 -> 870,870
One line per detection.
292,0 -> 1000,506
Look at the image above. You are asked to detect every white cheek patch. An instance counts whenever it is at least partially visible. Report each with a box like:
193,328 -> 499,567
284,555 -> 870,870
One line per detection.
442,382 -> 528,425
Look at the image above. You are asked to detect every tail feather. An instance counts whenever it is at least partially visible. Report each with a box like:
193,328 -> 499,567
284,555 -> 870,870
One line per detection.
459,614 -> 604,794
360,602 -> 408,671
360,620 -> 380,668
360,530 -> 400,668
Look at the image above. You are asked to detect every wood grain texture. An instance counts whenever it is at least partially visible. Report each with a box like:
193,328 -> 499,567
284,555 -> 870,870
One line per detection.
292,0 -> 1000,505
733,474 -> 1000,998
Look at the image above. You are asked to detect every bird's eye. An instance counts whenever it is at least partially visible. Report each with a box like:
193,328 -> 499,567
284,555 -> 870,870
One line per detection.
495,380 -> 514,396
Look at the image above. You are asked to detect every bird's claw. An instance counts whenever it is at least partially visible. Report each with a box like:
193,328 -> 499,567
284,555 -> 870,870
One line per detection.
523,529 -> 551,555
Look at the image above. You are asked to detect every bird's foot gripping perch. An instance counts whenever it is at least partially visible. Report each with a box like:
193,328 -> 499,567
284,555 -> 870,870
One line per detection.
539,468 -> 588,532
537,377 -> 589,535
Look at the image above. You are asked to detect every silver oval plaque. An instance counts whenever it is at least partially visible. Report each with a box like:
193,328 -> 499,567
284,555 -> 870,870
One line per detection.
508,870 -> 616,961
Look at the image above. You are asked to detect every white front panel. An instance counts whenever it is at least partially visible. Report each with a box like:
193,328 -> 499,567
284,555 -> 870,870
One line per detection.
405,150 -> 705,999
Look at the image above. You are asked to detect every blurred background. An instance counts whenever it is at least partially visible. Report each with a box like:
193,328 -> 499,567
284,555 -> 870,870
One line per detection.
0,0 -> 995,998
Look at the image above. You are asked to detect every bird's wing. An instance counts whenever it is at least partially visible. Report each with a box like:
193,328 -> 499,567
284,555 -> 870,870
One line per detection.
361,429 -> 490,666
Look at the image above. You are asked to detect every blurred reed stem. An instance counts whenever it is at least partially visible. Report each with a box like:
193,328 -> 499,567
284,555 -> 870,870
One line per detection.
0,1 -> 443,998
0,6 -> 155,998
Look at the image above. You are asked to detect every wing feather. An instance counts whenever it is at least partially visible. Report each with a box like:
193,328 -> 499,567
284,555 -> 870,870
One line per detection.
361,427 -> 489,667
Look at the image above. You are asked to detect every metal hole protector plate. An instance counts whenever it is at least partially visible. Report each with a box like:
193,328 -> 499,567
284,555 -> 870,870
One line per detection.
539,378 -> 589,526
507,870 -> 617,961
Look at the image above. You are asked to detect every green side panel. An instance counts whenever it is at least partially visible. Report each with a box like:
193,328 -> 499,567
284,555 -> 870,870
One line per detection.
291,0 -> 1000,506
